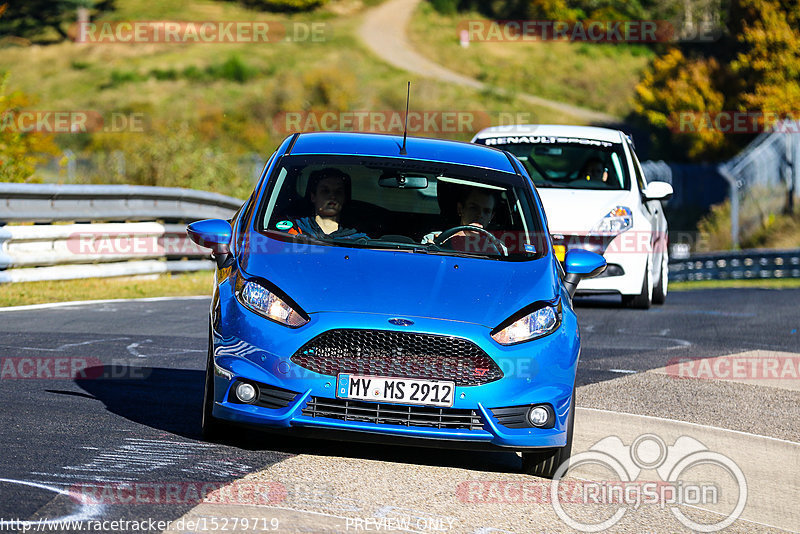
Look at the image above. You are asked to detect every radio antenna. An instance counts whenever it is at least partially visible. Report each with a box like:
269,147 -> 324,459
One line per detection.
400,81 -> 410,155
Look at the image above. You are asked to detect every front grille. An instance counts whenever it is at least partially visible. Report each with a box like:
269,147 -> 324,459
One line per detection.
302,396 -> 484,431
290,329 -> 502,386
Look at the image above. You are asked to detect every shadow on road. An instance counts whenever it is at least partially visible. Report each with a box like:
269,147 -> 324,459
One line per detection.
75,365 -> 523,474
572,295 -> 626,308
76,366 -> 205,440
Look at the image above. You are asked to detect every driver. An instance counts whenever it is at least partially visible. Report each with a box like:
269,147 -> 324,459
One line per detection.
422,188 -> 506,253
288,168 -> 368,240
577,157 -> 608,183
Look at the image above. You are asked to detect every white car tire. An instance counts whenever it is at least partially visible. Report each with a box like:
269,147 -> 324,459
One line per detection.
622,262 -> 652,309
652,253 -> 668,305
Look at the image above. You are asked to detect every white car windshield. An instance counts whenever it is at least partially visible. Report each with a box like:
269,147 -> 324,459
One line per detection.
257,155 -> 547,261
477,137 -> 631,191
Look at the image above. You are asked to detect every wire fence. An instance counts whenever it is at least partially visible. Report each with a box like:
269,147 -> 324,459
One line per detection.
643,125 -> 799,250
718,124 -> 799,249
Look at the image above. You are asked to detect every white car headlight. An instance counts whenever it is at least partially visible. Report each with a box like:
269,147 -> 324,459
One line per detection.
592,206 -> 633,235
492,304 -> 560,345
236,277 -> 308,327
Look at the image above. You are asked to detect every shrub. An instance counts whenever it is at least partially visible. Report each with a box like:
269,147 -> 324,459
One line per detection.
240,0 -> 327,12
109,69 -> 148,86
429,0 -> 458,15
88,122 -> 253,199
206,55 -> 256,83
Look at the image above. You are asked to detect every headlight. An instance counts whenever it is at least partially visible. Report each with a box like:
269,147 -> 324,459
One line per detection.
491,304 -> 560,345
235,276 -> 308,327
592,206 -> 633,235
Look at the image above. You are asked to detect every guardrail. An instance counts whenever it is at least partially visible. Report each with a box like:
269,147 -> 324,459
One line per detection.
0,183 -> 242,222
669,249 -> 800,281
1,183 -> 243,283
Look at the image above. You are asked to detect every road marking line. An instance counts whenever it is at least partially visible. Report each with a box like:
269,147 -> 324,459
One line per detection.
0,478 -> 104,525
0,295 -> 208,312
578,407 -> 799,445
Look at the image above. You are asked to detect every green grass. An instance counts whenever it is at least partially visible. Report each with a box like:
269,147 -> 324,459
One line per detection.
4,271 -> 796,308
407,2 -> 654,118
669,278 -> 800,291
1,0 -> 581,167
0,271 -> 213,307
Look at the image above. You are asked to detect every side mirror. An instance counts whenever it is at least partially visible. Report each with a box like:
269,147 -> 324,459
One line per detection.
643,181 -> 673,201
187,219 -> 232,255
562,249 -> 607,298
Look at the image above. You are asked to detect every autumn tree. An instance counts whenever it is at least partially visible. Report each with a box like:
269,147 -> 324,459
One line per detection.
634,48 -> 729,159
0,0 -> 114,40
0,73 -> 59,183
633,0 -> 800,160
730,0 -> 800,120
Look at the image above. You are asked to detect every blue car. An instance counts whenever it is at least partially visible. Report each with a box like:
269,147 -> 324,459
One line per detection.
187,131 -> 605,478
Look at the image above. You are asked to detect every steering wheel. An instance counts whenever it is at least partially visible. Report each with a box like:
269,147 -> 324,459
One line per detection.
433,225 -> 507,256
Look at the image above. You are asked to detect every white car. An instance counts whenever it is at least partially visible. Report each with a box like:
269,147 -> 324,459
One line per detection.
472,124 -> 672,308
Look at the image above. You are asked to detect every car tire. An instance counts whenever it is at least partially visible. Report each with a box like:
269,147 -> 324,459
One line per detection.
652,253 -> 668,305
521,390 -> 575,479
202,329 -> 228,441
622,263 -> 652,309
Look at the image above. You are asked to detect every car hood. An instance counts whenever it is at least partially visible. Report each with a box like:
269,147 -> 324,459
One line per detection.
537,188 -> 632,235
238,234 -> 558,328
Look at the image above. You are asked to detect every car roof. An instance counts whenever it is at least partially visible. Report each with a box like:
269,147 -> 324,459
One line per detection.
471,124 -> 626,144
288,131 -> 517,173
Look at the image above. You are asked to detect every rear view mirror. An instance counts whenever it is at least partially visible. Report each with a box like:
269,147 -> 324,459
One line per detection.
379,174 -> 428,189
534,147 -> 562,156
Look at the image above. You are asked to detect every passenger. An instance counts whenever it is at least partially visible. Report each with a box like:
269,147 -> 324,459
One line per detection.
288,168 -> 367,240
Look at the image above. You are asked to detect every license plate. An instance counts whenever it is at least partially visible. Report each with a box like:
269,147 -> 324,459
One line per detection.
336,374 -> 455,408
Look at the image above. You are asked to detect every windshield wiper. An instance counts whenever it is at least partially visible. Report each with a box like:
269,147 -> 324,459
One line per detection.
420,243 -> 495,259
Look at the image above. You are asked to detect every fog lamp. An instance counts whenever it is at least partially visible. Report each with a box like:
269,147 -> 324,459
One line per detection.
528,406 -> 551,427
235,382 -> 257,403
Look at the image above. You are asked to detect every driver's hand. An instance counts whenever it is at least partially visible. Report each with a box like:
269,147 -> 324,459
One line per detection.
453,222 -> 483,238
421,231 -> 442,245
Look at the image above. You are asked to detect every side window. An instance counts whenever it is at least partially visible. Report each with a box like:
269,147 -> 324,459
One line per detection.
628,141 -> 647,193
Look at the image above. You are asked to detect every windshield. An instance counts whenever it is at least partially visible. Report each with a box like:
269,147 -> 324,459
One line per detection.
256,155 -> 546,260
477,136 -> 631,191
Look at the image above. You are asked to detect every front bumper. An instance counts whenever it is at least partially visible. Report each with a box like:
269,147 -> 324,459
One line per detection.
209,281 -> 581,450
